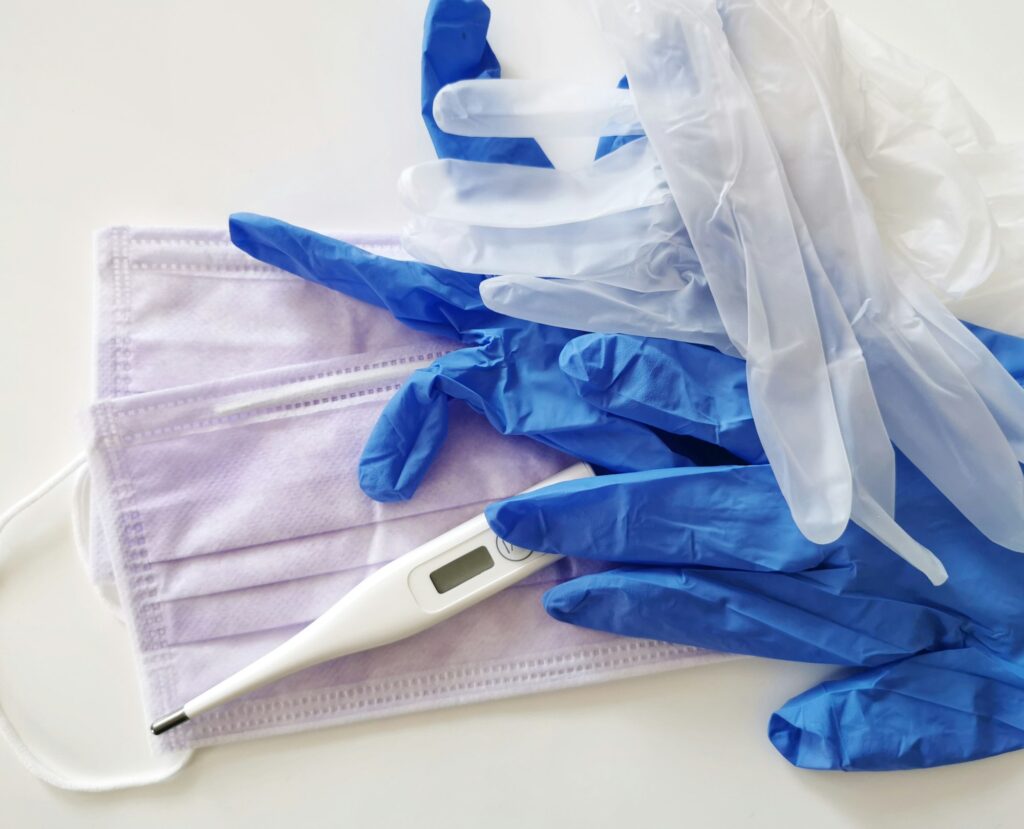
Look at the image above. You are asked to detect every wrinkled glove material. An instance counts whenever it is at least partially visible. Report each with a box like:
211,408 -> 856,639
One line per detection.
488,323 -> 1024,771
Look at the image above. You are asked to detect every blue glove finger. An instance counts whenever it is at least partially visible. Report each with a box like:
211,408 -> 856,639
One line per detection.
422,0 -> 550,167
770,647 -> 1024,770
360,349 -> 690,501
541,564 -> 967,666
560,334 -> 766,463
229,213 -> 494,341
359,363 -> 456,502
486,465 -> 817,568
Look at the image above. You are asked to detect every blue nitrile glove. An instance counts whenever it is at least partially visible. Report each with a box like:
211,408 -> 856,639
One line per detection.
486,325 -> 1024,771
230,0 -> 693,500
229,214 -> 696,499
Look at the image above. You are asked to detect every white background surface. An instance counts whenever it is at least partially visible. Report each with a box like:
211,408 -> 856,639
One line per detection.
1,1 -> 1023,826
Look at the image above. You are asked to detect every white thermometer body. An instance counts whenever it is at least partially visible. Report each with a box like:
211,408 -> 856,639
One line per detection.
151,462 -> 593,734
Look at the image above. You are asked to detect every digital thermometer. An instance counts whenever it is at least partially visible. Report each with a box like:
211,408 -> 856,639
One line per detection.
150,462 -> 593,735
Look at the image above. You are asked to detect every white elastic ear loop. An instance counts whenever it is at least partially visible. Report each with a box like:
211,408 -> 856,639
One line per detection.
0,455 -> 192,791
68,459 -> 92,564
68,465 -> 123,618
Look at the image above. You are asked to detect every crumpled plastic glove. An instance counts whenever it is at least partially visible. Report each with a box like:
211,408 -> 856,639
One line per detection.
403,0 -> 981,581
230,0 -> 708,500
404,0 -> 1024,577
428,0 -> 1024,336
229,213 -> 699,500
486,324 -> 1024,771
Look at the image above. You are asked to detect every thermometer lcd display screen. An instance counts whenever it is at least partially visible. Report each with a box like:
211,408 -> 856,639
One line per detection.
429,546 -> 495,594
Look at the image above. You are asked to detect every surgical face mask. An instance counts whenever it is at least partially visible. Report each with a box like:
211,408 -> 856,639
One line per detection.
86,227 -> 447,584
1,228 -> 726,790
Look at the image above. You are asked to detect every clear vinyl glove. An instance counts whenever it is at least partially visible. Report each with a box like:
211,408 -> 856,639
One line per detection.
399,137 -> 734,355
406,0 -> 964,580
228,0 -> 699,501
486,324 -> 1024,771
702,0 -> 1024,551
428,0 -> 1024,333
404,0 -> 1024,575
412,13 -> 864,554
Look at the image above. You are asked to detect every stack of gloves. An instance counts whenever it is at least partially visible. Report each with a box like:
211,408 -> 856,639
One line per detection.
229,0 -> 1024,771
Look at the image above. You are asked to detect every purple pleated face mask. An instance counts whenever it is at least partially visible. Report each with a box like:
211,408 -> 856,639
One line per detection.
73,228 -> 725,760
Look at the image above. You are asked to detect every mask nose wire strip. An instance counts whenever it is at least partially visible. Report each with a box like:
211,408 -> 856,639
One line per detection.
0,454 -> 193,791
212,353 -> 444,416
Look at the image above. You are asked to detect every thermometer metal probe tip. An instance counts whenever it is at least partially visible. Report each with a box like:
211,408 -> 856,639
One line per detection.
151,709 -> 189,735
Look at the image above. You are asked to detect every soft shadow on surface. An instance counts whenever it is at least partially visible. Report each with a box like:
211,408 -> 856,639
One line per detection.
9,653 -> 1023,828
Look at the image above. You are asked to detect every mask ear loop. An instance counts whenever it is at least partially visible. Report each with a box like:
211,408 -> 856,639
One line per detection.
0,455 -> 193,791
68,464 -> 124,619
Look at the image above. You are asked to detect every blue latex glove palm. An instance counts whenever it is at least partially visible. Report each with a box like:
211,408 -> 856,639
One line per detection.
487,327 -> 1024,771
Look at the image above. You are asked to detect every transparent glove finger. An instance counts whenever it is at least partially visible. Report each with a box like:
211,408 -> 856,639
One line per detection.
594,0 -> 853,544
402,201 -> 689,281
480,274 -> 736,356
719,0 -> 1024,551
771,648 -> 1024,770
422,0 -> 551,167
398,137 -> 668,228
433,78 -> 643,138
229,213 -> 490,342
851,495 -> 947,586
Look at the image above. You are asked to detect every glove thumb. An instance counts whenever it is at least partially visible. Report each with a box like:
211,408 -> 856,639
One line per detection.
359,367 -> 451,502
360,349 -> 495,501
770,647 -> 1024,770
